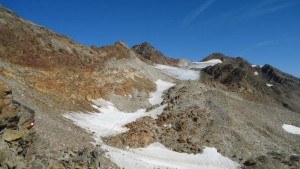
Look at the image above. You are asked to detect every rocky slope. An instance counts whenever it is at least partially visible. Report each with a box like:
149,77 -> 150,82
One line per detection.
261,64 -> 300,112
201,53 -> 300,113
0,6 -> 173,168
106,80 -> 300,168
0,81 -> 119,168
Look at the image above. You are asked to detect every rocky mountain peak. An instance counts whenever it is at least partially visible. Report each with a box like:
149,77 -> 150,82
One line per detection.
201,53 -> 227,61
131,42 -> 179,66
138,42 -> 154,48
115,40 -> 130,49
261,64 -> 300,87
132,42 -> 163,60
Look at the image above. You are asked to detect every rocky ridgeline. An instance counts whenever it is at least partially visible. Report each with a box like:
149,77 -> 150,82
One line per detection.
261,64 -> 300,88
201,53 -> 300,113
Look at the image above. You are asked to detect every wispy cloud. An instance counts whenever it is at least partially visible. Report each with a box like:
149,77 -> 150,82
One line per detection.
240,38 -> 299,56
256,40 -> 277,47
240,40 -> 278,56
241,0 -> 299,19
182,0 -> 216,26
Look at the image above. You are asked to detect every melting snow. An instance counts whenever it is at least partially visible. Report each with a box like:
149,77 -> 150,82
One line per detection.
189,59 -> 222,69
103,142 -> 240,169
149,79 -> 176,105
154,64 -> 200,80
64,78 -> 239,169
282,124 -> 300,135
64,99 -> 167,137
154,59 -> 222,80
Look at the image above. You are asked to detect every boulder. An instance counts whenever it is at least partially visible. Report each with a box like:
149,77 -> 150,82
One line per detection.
2,129 -> 26,142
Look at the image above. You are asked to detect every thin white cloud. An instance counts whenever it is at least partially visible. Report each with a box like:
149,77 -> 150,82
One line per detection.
182,0 -> 216,26
240,40 -> 277,56
242,0 -> 299,19
240,38 -> 299,56
256,40 -> 277,47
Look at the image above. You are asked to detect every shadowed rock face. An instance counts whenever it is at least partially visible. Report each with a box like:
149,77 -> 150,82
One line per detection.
132,42 -> 179,66
261,64 -> 300,88
261,64 -> 300,112
201,54 -> 300,113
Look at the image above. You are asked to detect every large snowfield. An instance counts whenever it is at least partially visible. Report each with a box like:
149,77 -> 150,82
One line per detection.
64,79 -> 240,169
282,124 -> 300,135
188,59 -> 222,69
154,64 -> 200,80
154,59 -> 222,80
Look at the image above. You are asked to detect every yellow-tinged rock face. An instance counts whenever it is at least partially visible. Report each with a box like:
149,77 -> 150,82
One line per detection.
0,82 -> 11,97
2,129 -> 26,142
0,99 -> 4,110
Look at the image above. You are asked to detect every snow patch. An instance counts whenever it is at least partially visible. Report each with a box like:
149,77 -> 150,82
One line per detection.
154,59 -> 222,80
252,65 -> 257,68
154,64 -> 200,80
103,142 -> 240,169
65,79 -> 173,136
149,79 -> 175,105
266,83 -> 273,87
163,124 -> 172,128
254,72 -> 258,76
189,59 -> 222,69
282,124 -> 300,135
64,99 -> 167,137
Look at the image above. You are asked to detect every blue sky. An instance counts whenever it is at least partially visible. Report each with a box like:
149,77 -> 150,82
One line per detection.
1,0 -> 300,77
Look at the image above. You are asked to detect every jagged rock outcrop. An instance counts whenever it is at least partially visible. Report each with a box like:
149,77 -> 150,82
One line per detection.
132,42 -> 179,66
0,81 -> 35,168
261,64 -> 300,88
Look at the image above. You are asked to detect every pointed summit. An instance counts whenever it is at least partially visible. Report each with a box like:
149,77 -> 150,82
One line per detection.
132,42 -> 179,66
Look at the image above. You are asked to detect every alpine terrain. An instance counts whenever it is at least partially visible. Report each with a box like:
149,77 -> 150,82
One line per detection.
0,6 -> 299,169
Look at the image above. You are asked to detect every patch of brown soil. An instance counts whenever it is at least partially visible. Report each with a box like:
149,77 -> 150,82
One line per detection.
105,116 -> 156,148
